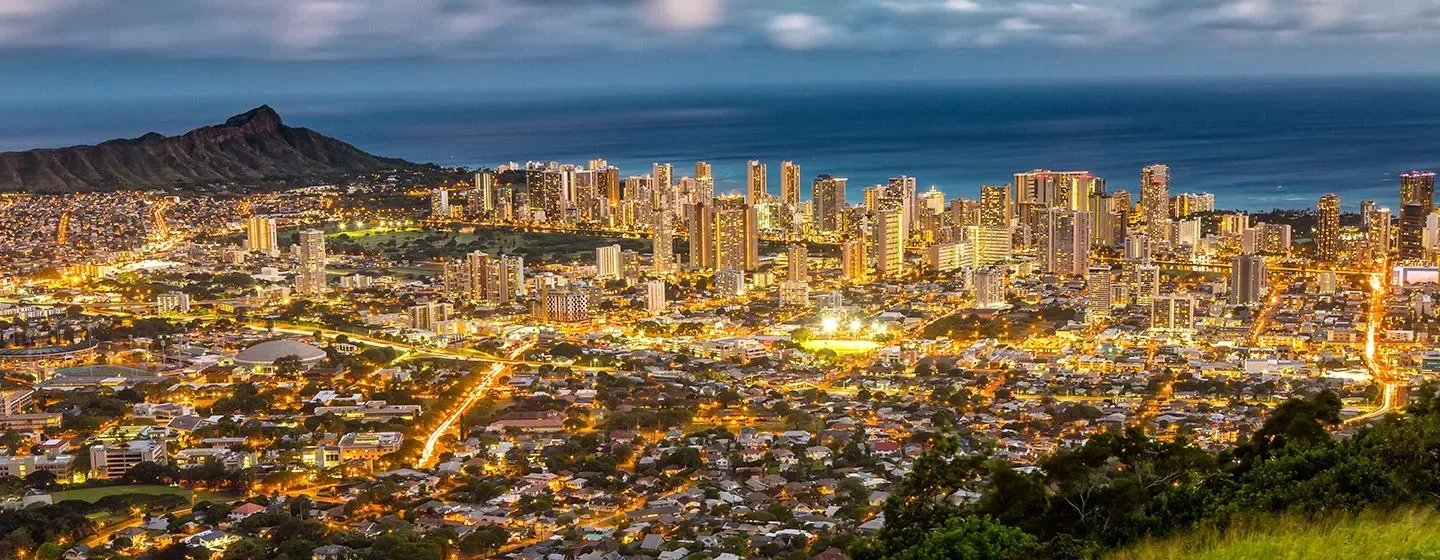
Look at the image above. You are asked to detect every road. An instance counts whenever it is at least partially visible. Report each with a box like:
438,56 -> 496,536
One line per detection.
1345,272 -> 1395,426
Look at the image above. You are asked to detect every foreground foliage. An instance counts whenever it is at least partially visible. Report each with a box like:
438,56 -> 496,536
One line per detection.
856,388 -> 1440,559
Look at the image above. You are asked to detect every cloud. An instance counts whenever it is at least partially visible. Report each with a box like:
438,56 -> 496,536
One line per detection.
768,13 -> 838,50
645,0 -> 726,31
0,0 -> 1434,60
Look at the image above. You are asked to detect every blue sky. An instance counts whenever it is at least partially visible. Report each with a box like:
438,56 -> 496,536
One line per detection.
2,0 -> 1440,100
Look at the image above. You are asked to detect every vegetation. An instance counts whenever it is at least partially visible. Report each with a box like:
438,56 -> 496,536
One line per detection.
855,387 -> 1440,559
1112,508 -> 1440,560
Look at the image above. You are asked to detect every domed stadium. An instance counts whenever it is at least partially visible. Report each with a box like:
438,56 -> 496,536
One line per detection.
233,339 -> 327,368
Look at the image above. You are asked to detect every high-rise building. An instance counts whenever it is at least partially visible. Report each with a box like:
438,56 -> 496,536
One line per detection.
645,280 -> 666,316
596,244 -> 622,280
1316,193 -> 1341,263
747,160 -> 767,204
887,176 -> 917,235
813,175 -> 847,233
1220,214 -> 1250,236
780,161 -> 801,206
431,187 -> 450,218
715,268 -> 746,297
156,291 -> 191,315
1230,254 -> 1267,306
713,195 -> 758,271
1400,203 -> 1429,260
1132,264 -> 1161,306
841,239 -> 868,283
653,211 -> 673,274
1361,200 -> 1377,227
979,185 -> 1009,227
407,301 -> 452,331
535,286 -> 589,323
973,225 -> 1013,266
875,209 -> 905,278
474,170 -> 496,213
695,161 -> 712,181
245,216 -> 278,256
528,168 -> 569,221
688,202 -> 714,270
974,268 -> 1006,309
1140,164 -> 1171,240
787,243 -> 808,282
1401,170 -> 1436,208
1369,207 -> 1393,259
1151,295 -> 1197,332
653,163 -> 673,201
1171,192 -> 1215,218
295,229 -> 327,297
1124,234 -> 1151,262
1037,209 -> 1090,275
1086,266 -> 1113,319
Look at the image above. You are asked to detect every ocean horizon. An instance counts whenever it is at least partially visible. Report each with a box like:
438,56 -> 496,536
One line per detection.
3,76 -> 1439,211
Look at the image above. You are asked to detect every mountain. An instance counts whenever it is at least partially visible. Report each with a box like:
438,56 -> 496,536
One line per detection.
0,105 -> 418,192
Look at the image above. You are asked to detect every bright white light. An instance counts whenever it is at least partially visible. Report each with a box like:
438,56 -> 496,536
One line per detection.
821,317 -> 838,334
849,319 -> 862,332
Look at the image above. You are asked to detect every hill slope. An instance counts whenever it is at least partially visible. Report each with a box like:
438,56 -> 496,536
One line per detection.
1110,509 -> 1440,560
0,105 -> 416,192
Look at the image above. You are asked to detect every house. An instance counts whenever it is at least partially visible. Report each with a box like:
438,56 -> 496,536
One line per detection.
228,502 -> 267,522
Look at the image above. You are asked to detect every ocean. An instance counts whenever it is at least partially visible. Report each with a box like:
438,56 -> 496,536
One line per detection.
4,77 -> 1440,211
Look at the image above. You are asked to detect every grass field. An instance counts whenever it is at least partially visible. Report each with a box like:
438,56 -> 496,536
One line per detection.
51,485 -> 233,504
801,339 -> 881,355
1110,509 -> 1440,560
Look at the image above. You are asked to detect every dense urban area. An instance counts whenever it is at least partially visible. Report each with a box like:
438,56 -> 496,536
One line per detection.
1,159 -> 1439,560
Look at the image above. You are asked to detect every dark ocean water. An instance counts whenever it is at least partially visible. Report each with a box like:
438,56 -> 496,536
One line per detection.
4,78 -> 1440,211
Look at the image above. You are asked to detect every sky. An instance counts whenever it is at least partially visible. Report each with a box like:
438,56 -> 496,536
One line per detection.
2,0 -> 1440,100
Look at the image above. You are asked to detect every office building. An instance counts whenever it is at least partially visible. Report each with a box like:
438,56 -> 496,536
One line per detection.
90,440 -> 167,480
245,216 -> 278,256
1230,254 -> 1268,306
1316,193 -> 1341,262
294,229 -> 327,297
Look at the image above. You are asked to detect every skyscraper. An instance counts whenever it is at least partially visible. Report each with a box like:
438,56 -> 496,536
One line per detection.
1401,171 -> 1436,207
780,161 -> 801,206
295,229 -> 327,297
1316,193 -> 1341,263
1230,254 -> 1267,306
887,176 -> 917,235
1369,207 -> 1392,259
474,170 -> 496,213
1086,266 -> 1113,320
596,244 -> 622,280
1151,295 -> 1197,332
1140,164 -> 1171,240
245,216 -> 277,256
787,243 -> 808,282
653,163 -> 673,200
1037,209 -> 1090,275
713,195 -> 758,271
747,160 -> 767,204
695,161 -> 712,181
979,185 -> 1009,227
431,187 -> 450,218
812,175 -> 847,233
974,268 -> 1006,309
1400,203 -> 1429,260
645,280 -> 666,316
875,209 -> 905,278
841,239 -> 868,283
653,210 -> 673,274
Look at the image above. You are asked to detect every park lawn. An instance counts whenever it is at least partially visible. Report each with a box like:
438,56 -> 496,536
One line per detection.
52,485 -> 191,502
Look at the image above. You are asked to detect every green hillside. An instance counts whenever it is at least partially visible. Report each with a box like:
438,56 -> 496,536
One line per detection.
1112,509 -> 1440,560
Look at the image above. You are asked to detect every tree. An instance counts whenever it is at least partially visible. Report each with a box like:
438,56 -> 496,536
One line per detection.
459,525 -> 509,555
875,516 -> 1035,560
273,354 -> 304,378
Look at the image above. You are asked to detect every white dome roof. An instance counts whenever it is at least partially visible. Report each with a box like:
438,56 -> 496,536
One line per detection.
233,339 -> 327,366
